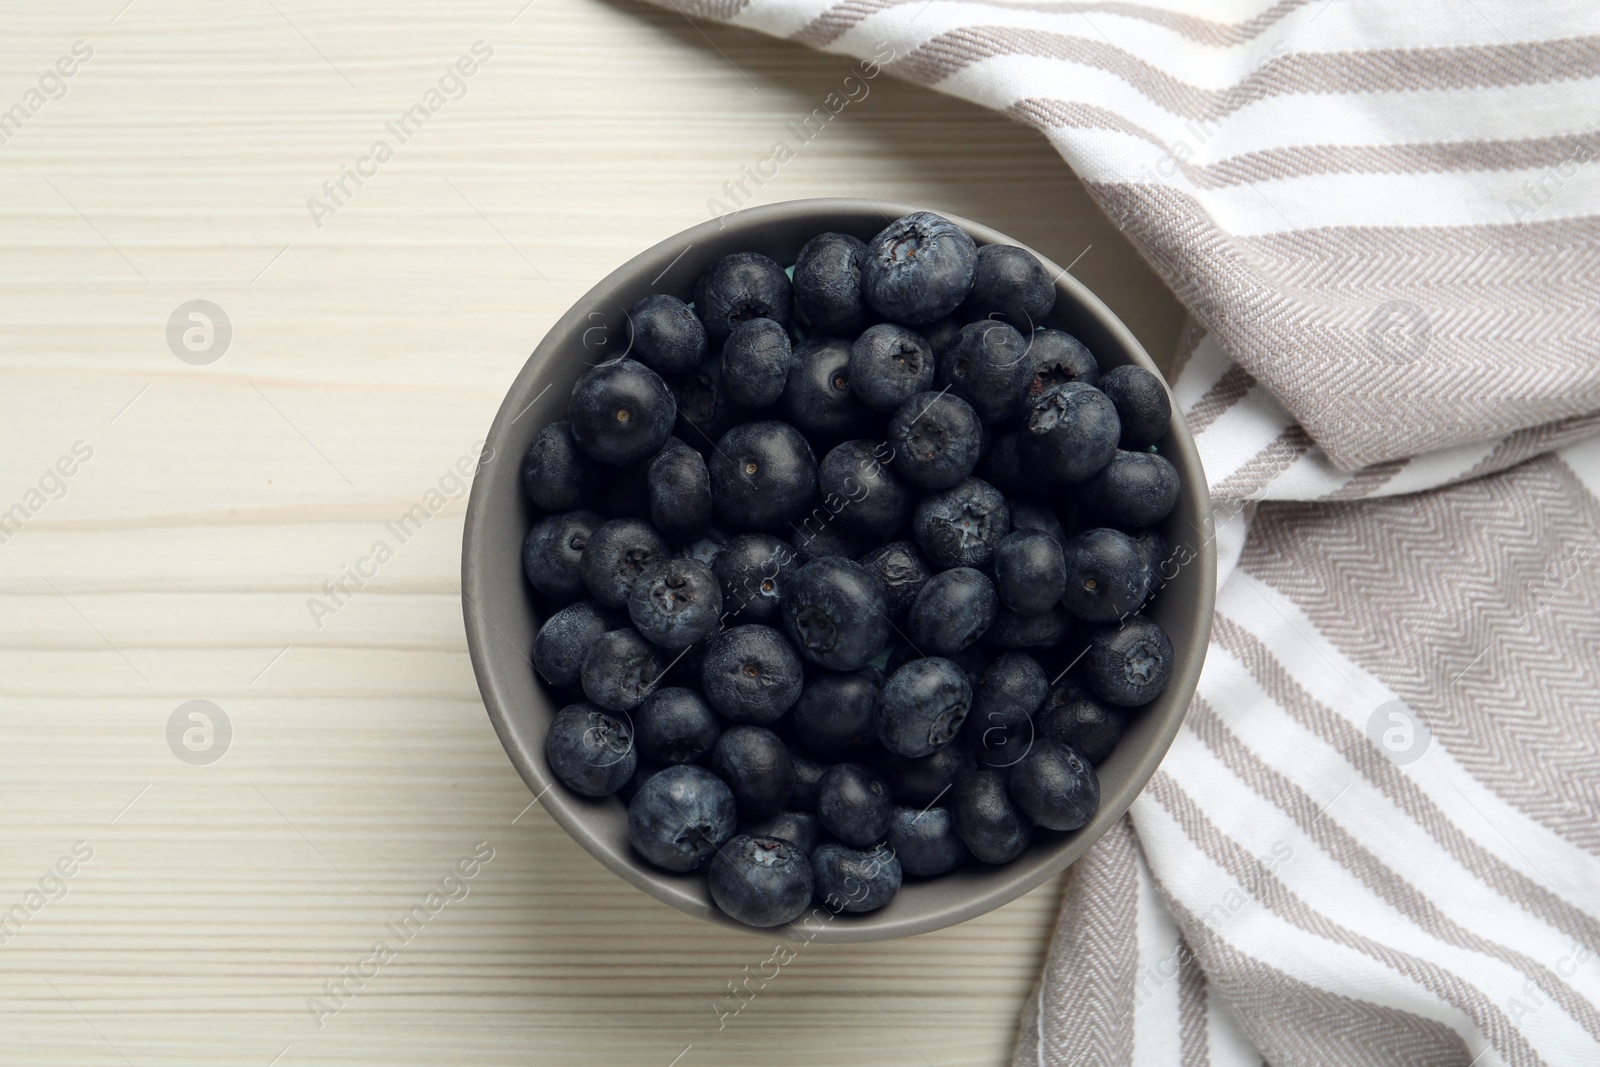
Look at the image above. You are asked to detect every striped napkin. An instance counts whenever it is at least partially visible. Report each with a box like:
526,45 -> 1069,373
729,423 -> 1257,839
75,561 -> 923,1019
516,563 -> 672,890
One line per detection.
641,2 -> 1600,1063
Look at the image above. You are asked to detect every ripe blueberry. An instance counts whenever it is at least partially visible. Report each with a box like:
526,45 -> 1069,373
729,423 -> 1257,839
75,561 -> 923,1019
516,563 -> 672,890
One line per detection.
628,293 -> 707,375
958,244 -> 1055,330
628,557 -> 723,649
792,667 -> 883,761
811,843 -> 902,913
877,657 -> 972,758
1028,328 -> 1099,392
778,337 -> 874,445
908,567 -> 998,655
879,743 -> 975,807
567,358 -> 676,466
1079,449 -> 1180,527
993,531 -> 1068,617
1036,690 -> 1122,764
793,231 -> 870,336
523,509 -> 602,601
983,606 -> 1070,651
1098,365 -> 1172,450
633,686 -> 721,765
816,762 -> 894,847
712,532 -> 797,625
1060,527 -> 1155,623
1007,739 -> 1100,831
887,390 -> 982,490
708,420 -> 818,532
788,521 -> 871,564
1009,500 -> 1066,547
1084,615 -> 1173,707
819,440 -> 911,539
580,628 -> 665,712
545,702 -> 637,797
912,476 -> 1010,570
1021,381 -> 1121,483
966,652 -> 1047,768
533,599 -> 622,689
627,764 -> 736,871
719,317 -> 792,409
857,540 -> 932,620
700,624 -> 804,723
862,212 -> 977,325
673,359 -> 743,453
710,726 -> 795,818
745,810 -> 821,855
647,437 -> 713,541
939,320 -> 1034,424
886,806 -> 968,877
951,768 -> 1034,864
789,752 -> 826,812
522,421 -> 596,512
849,323 -> 935,412
781,557 -> 891,671
580,518 -> 669,609
693,252 -> 792,346
708,834 -> 813,928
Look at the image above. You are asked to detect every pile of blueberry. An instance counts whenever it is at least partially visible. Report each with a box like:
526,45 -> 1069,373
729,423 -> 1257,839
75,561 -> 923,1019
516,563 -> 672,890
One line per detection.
522,211 -> 1179,929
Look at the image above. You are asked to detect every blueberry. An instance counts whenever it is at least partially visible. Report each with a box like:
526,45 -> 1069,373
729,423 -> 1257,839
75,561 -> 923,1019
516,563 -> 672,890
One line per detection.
1028,329 -> 1099,392
886,806 -> 968,877
710,727 -> 795,818
628,558 -> 723,649
523,509 -> 602,600
1084,615 -> 1172,707
814,763 -> 893,848
1098,365 -> 1172,449
1060,527 -> 1155,623
887,390 -> 982,490
849,324 -> 936,412
647,437 -> 713,541
522,421 -> 596,511
746,811 -> 821,854
857,540 -> 932,620
1009,500 -> 1066,547
1007,739 -> 1100,831
908,567 -> 998,655
983,606 -> 1070,651
693,252 -> 793,346
580,518 -> 669,608
793,231 -> 870,336
778,337 -> 874,444
634,686 -> 721,764
879,743 -> 974,806
966,652 -> 1047,768
951,768 -> 1033,864
862,212 -> 978,325
628,293 -> 707,375
708,834 -> 813,928
792,667 -> 883,760
811,842 -> 901,913
712,533 -> 798,625
781,557 -> 891,671
627,764 -> 736,871
1079,450 -> 1180,527
1021,381 -> 1121,483
1132,528 -> 1170,580
979,432 -> 1032,499
567,359 -> 677,466
580,628 -> 665,712
958,244 -> 1055,330
701,624 -> 804,723
819,440 -> 910,539
1036,690 -> 1122,764
618,759 -> 665,805
708,420 -> 818,531
912,477 -> 1009,570
788,520 -> 871,564
992,531 -> 1067,617
789,752 -> 826,812
545,702 -> 637,797
533,599 -> 622,689
876,657 -> 972,757
720,317 -> 792,409
673,359 -> 743,453
939,320 -> 1034,424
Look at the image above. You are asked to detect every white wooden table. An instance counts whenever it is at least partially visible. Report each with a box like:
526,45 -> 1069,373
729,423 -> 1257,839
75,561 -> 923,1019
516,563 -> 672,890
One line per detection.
0,1 -> 1184,1062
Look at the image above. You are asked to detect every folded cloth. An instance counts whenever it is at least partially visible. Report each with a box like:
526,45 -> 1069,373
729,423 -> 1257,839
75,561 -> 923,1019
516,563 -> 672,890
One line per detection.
638,3 -> 1600,1063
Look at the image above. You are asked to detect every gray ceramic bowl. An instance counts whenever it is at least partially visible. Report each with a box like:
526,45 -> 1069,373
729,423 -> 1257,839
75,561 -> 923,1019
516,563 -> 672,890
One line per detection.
462,199 -> 1214,941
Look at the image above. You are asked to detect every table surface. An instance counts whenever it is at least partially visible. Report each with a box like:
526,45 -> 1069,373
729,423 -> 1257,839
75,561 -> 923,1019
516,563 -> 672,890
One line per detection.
0,1 -> 1186,1063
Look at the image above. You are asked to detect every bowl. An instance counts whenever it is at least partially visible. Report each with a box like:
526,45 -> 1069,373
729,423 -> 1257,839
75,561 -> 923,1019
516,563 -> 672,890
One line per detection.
462,198 -> 1214,941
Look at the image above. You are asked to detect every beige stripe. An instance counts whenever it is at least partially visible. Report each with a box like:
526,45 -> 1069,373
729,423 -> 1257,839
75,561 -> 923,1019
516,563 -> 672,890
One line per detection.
1184,364 -> 1257,436
1177,936 -> 1209,1067
1086,182 -> 1600,469
1037,816 -> 1139,1065
1211,425 -> 1312,499
1147,771 -> 1547,1067
1242,456 -> 1600,854
1154,884 -> 1473,1067
658,0 -> 753,18
1324,458 -> 1409,501
1211,612 -> 1600,955
1459,411 -> 1600,485
891,29 -> 1600,115
1188,695 -> 1600,1045
1169,317 -> 1208,381
1014,97 -> 1600,188
795,0 -> 1317,49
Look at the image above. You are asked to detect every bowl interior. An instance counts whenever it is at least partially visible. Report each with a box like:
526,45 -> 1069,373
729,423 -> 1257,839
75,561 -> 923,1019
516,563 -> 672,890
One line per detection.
462,199 -> 1215,942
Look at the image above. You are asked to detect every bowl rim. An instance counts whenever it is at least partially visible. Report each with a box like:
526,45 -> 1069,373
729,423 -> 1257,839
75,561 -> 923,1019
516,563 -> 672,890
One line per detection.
462,197 -> 1215,941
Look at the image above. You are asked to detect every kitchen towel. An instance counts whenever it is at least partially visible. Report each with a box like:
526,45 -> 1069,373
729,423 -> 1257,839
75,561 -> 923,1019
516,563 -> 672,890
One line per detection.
640,2 -> 1600,1064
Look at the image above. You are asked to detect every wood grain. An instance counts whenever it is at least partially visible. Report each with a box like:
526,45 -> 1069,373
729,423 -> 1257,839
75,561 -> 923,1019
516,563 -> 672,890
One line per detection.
0,0 -> 1185,1063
